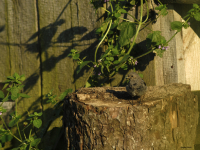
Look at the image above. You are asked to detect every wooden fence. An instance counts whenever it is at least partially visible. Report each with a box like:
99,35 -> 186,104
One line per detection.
0,0 -> 200,149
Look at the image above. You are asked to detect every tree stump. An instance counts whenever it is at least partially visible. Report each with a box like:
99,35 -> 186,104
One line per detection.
63,83 -> 199,150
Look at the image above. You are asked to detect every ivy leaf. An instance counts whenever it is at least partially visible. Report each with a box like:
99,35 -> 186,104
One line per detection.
194,12 -> 200,21
76,61 -> 91,74
171,21 -> 182,32
33,119 -> 42,128
118,22 -> 136,47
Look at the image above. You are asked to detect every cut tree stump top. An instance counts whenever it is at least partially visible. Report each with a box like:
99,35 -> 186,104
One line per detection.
64,83 -> 198,150
75,83 -> 192,107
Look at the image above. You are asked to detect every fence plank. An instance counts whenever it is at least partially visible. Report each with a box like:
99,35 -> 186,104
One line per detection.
0,0 -> 41,149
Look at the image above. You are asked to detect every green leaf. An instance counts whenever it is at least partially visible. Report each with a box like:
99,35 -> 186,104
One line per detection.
155,5 -> 165,11
30,138 -> 41,147
18,93 -> 30,98
194,12 -> 200,21
2,96 -> 9,102
106,57 -> 114,61
146,31 -> 166,48
85,81 -> 91,87
155,4 -> 168,16
2,83 -> 9,90
13,73 -> 20,79
101,21 -> 109,34
0,106 -> 7,113
117,22 -> 127,30
95,27 -> 102,34
101,65 -> 104,74
59,89 -> 72,100
73,53 -> 80,60
171,21 -> 182,32
19,75 -> 25,81
112,49 -> 119,55
10,87 -> 19,97
118,54 -> 130,65
160,8 -> 168,16
119,9 -> 127,13
33,119 -> 42,128
104,60 -> 109,64
17,85 -> 25,90
76,61 -> 91,74
118,22 -> 136,47
4,80 -> 12,83
7,76 -> 14,80
130,0 -> 135,5
34,112 -> 42,116
0,91 -> 4,101
193,4 -> 199,9
121,64 -> 128,70
0,134 -> 13,143
114,12 -> 121,18
11,94 -> 19,101
113,60 -> 119,64
8,115 -> 21,127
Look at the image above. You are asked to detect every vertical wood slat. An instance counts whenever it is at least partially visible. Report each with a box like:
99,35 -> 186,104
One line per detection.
0,0 -> 41,149
0,0 -> 41,113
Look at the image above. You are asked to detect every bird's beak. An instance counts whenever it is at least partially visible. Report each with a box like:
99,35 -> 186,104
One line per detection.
126,76 -> 130,79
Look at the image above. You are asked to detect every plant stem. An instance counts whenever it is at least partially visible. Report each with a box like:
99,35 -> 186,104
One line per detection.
142,0 -> 149,23
0,116 -> 22,142
15,97 -> 23,141
127,0 -> 144,55
94,1 -> 113,63
135,49 -> 154,60
119,17 -> 134,22
127,12 -> 139,23
109,0 -> 145,77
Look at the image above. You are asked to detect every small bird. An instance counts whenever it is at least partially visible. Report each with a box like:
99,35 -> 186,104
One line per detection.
126,72 -> 147,98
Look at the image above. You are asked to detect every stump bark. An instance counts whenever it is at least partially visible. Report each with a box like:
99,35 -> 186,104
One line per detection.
63,83 -> 199,150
